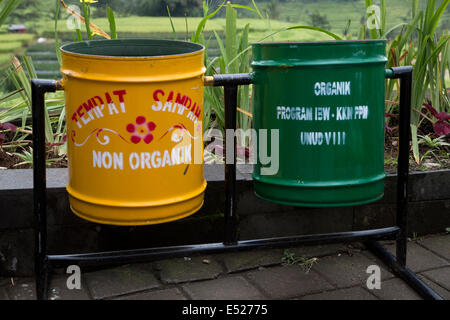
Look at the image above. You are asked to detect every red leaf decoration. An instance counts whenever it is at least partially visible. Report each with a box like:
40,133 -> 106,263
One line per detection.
436,112 -> 450,121
385,123 -> 393,134
424,103 -> 450,121
434,121 -> 450,137
0,122 -> 18,132
424,104 -> 439,118
423,104 -> 450,136
46,135 -> 67,147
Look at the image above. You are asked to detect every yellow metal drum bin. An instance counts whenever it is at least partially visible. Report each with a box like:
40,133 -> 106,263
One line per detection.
60,39 -> 206,225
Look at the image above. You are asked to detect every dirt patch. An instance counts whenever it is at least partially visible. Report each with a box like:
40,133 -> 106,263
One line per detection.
0,148 -> 67,169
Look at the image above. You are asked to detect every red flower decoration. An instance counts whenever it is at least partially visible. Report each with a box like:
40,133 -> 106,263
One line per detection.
126,116 -> 156,144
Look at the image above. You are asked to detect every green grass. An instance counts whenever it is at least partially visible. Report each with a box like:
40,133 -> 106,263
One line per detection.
25,41 -> 56,52
0,33 -> 35,66
0,53 -> 11,65
32,60 -> 60,69
36,16 -> 221,35
248,28 -> 332,42
0,33 -> 35,42
260,0 -> 450,36
35,16 -> 337,41
0,41 -> 23,52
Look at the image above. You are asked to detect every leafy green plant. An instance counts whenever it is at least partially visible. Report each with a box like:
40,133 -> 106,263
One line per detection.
2,56 -> 66,156
209,3 -> 253,134
106,5 -> 117,39
281,249 -> 318,274
409,0 -> 449,164
12,147 -> 60,168
418,134 -> 450,164
363,0 -> 449,165
384,153 -> 398,167
185,1 -> 342,156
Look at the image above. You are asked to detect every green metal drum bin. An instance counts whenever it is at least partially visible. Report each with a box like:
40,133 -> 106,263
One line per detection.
251,40 -> 387,207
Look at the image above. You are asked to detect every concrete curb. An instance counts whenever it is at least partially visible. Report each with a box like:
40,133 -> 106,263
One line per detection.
0,166 -> 449,276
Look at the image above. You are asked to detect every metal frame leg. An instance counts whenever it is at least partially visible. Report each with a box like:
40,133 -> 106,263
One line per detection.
213,74 -> 252,245
394,66 -> 413,267
367,67 -> 442,300
31,79 -> 60,300
224,85 -> 238,245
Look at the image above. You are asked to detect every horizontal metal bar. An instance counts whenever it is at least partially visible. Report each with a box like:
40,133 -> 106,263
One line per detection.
210,73 -> 253,87
386,66 -> 413,79
48,227 -> 399,267
366,240 -> 443,300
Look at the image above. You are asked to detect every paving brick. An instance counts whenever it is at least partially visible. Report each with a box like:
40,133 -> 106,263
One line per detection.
300,286 -> 378,300
313,253 -> 394,289
369,278 -> 422,300
154,256 -> 223,284
84,263 -> 161,300
383,242 -> 449,272
421,266 -> 450,291
114,288 -> 186,300
0,277 -> 11,299
6,279 -> 35,300
418,274 -> 450,300
245,265 -> 333,299
217,248 -> 283,273
418,235 -> 450,261
0,286 -> 8,300
48,275 -> 91,300
6,276 -> 91,300
182,275 -> 266,300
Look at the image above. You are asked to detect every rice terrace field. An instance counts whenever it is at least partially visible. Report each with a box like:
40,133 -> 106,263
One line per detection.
0,0 -> 448,85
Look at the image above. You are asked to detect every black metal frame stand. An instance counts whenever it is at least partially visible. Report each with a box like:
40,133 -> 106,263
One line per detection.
31,67 -> 443,300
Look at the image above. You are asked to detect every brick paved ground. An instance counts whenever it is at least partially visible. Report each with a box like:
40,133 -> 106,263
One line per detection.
1,233 -> 449,300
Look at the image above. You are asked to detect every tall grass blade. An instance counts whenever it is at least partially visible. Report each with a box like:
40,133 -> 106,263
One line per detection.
251,0 -> 265,20
192,1 -> 225,43
107,5 -> 117,39
225,3 -> 238,74
380,0 -> 386,37
260,26 -> 343,42
76,28 -> 83,41
213,30 -> 227,66
166,5 -> 177,40
0,0 -> 22,26
54,0 -> 62,65
81,1 -> 92,40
